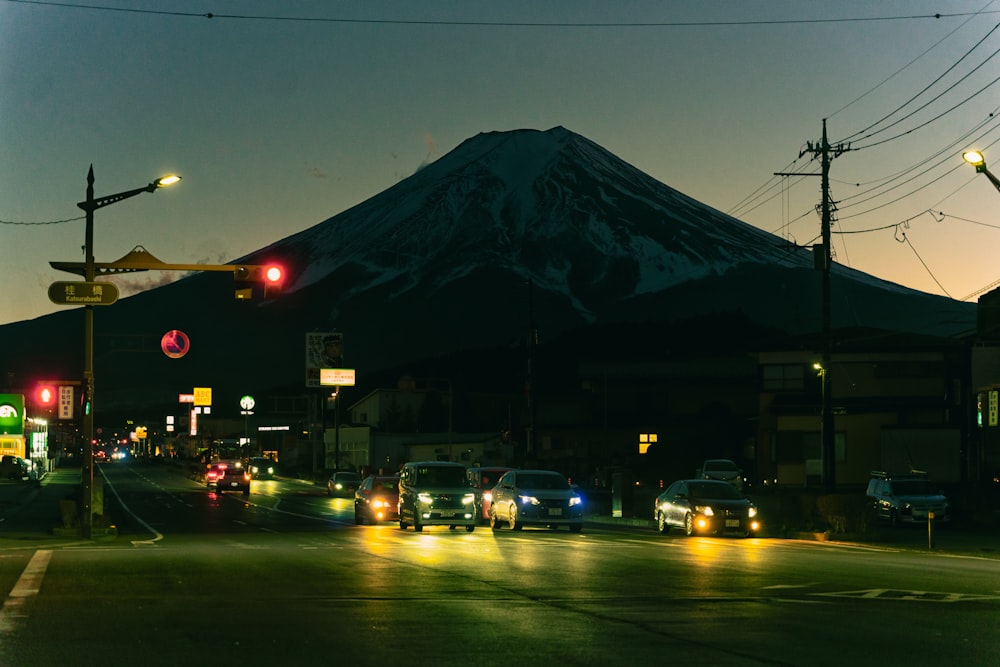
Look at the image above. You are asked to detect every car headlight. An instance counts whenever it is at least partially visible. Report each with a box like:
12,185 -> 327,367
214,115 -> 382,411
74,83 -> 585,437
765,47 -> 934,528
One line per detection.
569,496 -> 582,506
748,506 -> 758,518
418,492 -> 433,504
519,495 -> 540,505
695,505 -> 714,517
462,493 -> 476,505
483,491 -> 493,502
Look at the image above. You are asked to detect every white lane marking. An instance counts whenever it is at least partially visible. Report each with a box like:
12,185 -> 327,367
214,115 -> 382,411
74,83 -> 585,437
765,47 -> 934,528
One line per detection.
97,464 -> 164,546
815,588 -> 1000,602
0,549 -> 53,632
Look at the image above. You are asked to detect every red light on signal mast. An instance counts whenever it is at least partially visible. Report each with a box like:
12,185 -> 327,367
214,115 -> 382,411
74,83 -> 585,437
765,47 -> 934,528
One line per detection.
263,265 -> 284,298
264,265 -> 282,283
36,384 -> 56,407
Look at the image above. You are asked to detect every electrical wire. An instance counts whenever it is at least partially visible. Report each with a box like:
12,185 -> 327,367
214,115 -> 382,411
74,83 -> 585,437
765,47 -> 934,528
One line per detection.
826,1 -> 997,121
837,20 -> 1000,144
4,1 -> 997,27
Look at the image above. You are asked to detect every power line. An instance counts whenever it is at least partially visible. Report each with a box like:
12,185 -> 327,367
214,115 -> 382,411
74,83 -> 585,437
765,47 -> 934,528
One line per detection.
837,20 -> 1000,144
0,215 -> 84,225
826,2 -> 998,120
4,1 -> 997,27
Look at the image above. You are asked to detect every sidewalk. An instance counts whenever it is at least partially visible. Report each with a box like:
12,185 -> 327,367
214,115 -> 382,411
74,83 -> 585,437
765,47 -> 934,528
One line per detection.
0,467 -> 83,545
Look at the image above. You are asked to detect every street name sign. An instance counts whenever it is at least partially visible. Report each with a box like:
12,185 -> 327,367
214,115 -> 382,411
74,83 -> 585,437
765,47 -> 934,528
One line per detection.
48,281 -> 119,306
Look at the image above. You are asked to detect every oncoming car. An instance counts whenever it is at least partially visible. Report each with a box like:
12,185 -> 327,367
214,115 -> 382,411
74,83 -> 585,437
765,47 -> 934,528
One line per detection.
466,466 -> 512,523
354,475 -> 400,524
654,479 -> 760,537
248,457 -> 277,480
398,461 -> 476,532
489,469 -> 584,532
327,471 -> 361,498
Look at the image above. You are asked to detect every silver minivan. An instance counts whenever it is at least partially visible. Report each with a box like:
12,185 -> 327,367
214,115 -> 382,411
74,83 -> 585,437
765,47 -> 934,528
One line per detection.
398,461 -> 477,532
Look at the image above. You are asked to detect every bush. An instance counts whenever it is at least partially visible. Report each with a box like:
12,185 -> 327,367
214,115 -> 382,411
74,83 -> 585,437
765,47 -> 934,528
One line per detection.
816,493 -> 872,534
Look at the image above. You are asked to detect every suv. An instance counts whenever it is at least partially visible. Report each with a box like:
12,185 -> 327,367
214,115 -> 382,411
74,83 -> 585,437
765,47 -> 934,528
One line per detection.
866,471 -> 949,526
398,461 -> 476,532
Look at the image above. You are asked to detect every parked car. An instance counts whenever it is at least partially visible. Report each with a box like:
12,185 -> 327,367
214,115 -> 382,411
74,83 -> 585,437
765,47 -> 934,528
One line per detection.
654,479 -> 760,537
866,470 -> 949,525
327,471 -> 361,498
489,469 -> 584,532
397,461 -> 476,532
697,459 -> 744,491
215,465 -> 251,496
466,466 -> 513,522
354,475 -> 400,524
247,457 -> 277,480
0,455 -> 30,480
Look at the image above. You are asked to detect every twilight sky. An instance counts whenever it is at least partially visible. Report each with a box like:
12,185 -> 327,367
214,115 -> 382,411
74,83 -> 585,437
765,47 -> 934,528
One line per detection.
2,1 -> 999,325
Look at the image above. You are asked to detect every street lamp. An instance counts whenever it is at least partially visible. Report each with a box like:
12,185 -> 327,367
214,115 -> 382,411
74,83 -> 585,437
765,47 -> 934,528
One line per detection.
963,150 -> 1000,193
76,165 -> 180,538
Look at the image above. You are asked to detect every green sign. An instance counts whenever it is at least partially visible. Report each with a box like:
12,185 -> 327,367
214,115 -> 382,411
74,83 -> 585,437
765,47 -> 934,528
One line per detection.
0,394 -> 24,435
48,281 -> 119,306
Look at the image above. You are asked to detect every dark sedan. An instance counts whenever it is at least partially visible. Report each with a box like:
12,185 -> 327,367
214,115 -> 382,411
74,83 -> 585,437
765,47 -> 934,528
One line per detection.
654,479 -> 760,537
354,475 -> 400,524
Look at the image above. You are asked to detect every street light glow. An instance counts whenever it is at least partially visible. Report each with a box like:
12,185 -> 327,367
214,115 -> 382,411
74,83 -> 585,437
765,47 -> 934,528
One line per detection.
963,150 -> 986,168
962,149 -> 1000,193
154,174 -> 182,188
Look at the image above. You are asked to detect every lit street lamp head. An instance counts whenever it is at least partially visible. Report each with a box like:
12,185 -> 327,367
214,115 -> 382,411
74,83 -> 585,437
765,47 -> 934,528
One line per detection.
963,150 -> 986,172
154,174 -> 182,188
962,149 -> 1000,193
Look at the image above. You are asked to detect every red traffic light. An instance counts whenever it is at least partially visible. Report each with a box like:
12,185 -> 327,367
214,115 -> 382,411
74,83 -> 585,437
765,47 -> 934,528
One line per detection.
264,265 -> 283,283
35,384 -> 56,407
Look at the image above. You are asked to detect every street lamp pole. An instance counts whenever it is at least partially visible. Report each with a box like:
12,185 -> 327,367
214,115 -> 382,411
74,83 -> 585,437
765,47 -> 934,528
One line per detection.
75,165 -> 180,538
963,150 -> 1000,193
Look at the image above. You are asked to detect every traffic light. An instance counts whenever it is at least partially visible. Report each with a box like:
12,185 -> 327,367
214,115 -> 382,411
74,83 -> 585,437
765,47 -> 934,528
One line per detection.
233,264 -> 285,300
34,383 -> 56,413
263,264 -> 283,298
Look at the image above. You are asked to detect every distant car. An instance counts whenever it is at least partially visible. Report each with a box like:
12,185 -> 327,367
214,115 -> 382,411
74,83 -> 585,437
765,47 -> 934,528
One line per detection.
0,455 -> 30,480
215,465 -> 251,496
654,479 -> 760,537
489,469 -> 584,532
698,459 -> 744,491
248,457 -> 277,480
205,463 -> 227,488
354,475 -> 400,524
327,471 -> 361,498
466,466 -> 513,522
866,471 -> 949,526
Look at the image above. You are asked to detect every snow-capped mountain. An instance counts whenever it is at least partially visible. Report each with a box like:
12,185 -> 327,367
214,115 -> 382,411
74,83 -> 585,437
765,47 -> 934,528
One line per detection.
0,127 -> 976,414
269,126 -> 823,319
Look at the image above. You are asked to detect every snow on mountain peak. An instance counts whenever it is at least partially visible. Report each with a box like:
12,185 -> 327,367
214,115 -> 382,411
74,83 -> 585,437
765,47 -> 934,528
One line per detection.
268,126 -> 810,317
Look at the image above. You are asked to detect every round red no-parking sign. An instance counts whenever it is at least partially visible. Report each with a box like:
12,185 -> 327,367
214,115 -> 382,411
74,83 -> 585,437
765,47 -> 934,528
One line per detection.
161,330 -> 190,359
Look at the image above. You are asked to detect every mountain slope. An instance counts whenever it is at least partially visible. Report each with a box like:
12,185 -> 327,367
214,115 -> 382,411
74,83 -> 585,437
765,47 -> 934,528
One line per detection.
0,127 -> 975,417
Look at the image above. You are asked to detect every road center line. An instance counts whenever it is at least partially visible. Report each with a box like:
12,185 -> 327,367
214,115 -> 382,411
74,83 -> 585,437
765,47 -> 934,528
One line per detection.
0,549 -> 53,633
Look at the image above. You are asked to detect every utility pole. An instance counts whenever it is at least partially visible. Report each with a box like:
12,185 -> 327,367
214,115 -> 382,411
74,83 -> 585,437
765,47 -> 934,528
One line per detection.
777,119 -> 849,492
